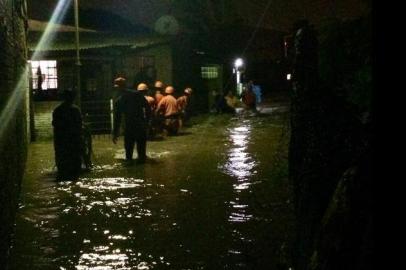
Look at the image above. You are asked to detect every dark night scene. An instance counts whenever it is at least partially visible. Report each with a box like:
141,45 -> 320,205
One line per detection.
0,0 -> 373,269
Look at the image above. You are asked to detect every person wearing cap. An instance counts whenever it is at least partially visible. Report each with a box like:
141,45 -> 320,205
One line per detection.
153,80 -> 164,104
137,83 -> 156,139
137,83 -> 156,110
52,90 -> 83,180
156,85 -> 179,136
112,77 -> 151,164
177,87 -> 193,129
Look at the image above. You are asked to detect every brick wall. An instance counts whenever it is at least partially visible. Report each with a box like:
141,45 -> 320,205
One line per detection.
33,101 -> 60,140
0,0 -> 28,267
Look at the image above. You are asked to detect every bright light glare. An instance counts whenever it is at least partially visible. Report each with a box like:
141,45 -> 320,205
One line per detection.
0,0 -> 71,139
234,58 -> 243,68
287,73 -> 292,80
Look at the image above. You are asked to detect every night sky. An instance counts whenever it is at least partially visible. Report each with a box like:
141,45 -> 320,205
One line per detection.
28,0 -> 370,32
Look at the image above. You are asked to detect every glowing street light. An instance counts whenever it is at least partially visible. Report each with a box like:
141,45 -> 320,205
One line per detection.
234,58 -> 243,70
233,58 -> 244,95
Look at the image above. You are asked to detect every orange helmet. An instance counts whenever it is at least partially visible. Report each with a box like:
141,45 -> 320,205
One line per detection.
137,83 -> 148,91
165,86 -> 175,94
154,80 -> 164,89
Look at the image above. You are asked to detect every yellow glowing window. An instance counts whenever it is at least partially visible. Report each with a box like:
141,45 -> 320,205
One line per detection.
30,60 -> 58,90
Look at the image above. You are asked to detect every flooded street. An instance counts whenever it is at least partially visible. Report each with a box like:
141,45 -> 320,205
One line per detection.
9,105 -> 293,270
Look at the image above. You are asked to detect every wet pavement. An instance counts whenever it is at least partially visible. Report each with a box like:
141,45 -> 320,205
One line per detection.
9,104 -> 293,270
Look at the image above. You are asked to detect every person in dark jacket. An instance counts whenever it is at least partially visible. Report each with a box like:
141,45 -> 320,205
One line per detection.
52,90 -> 83,180
112,77 -> 151,164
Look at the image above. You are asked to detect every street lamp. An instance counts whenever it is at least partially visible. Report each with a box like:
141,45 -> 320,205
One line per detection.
74,0 -> 81,106
234,58 -> 244,96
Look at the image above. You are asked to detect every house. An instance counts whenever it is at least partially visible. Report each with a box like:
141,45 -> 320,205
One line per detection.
27,16 -> 288,140
27,19 -> 224,140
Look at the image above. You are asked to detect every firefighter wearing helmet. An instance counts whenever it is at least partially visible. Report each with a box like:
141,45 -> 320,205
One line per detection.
177,87 -> 193,129
137,83 -> 155,110
156,86 -> 179,136
154,80 -> 164,104
137,83 -> 157,139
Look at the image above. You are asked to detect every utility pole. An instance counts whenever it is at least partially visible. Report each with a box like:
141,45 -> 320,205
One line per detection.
74,0 -> 81,107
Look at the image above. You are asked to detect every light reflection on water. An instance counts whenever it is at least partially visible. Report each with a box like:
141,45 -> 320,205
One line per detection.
221,121 -> 258,251
222,124 -> 257,183
76,252 -> 130,270
11,111 -> 291,269
58,178 -> 144,192
57,177 -> 171,270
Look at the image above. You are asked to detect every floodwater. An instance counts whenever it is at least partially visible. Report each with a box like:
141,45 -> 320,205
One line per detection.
9,105 -> 293,270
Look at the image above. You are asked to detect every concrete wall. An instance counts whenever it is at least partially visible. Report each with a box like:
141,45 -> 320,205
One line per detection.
0,0 -> 29,267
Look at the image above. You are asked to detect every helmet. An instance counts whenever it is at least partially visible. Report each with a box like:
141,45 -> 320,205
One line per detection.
154,80 -> 164,89
137,83 -> 148,91
114,77 -> 126,88
184,88 -> 192,95
165,86 -> 175,94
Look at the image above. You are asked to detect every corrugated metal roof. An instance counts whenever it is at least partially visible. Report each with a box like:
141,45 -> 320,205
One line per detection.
27,20 -> 170,52
28,19 -> 97,33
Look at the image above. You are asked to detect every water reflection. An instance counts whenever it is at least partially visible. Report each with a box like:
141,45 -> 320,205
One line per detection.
11,111 -> 291,269
76,252 -> 130,270
221,120 -> 258,260
222,124 -> 257,183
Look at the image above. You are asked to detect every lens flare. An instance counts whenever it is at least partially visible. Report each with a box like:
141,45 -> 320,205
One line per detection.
0,0 -> 71,139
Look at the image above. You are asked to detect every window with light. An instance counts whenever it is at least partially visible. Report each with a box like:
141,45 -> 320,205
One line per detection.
30,60 -> 58,90
201,66 -> 218,79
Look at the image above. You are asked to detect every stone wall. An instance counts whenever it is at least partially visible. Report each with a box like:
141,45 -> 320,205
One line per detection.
0,0 -> 28,267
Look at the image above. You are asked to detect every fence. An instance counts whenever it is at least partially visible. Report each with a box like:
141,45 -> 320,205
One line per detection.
82,99 -> 113,136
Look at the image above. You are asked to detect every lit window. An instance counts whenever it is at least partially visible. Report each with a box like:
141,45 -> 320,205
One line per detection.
201,66 -> 218,79
30,60 -> 58,90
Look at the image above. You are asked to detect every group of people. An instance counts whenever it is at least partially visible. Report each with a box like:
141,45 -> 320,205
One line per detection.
212,80 -> 262,114
52,76 -> 194,180
112,77 -> 193,165
52,75 -> 262,180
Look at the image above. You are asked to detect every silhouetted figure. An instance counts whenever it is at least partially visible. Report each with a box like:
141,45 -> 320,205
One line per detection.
52,90 -> 82,180
136,83 -> 156,140
112,77 -> 151,164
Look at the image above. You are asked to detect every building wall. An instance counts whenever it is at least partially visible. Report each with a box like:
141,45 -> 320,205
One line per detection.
0,0 -> 29,267
142,44 -> 173,85
117,44 -> 173,88
33,101 -> 60,140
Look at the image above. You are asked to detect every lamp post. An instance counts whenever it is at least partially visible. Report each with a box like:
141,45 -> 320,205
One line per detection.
234,58 -> 244,96
74,0 -> 81,106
